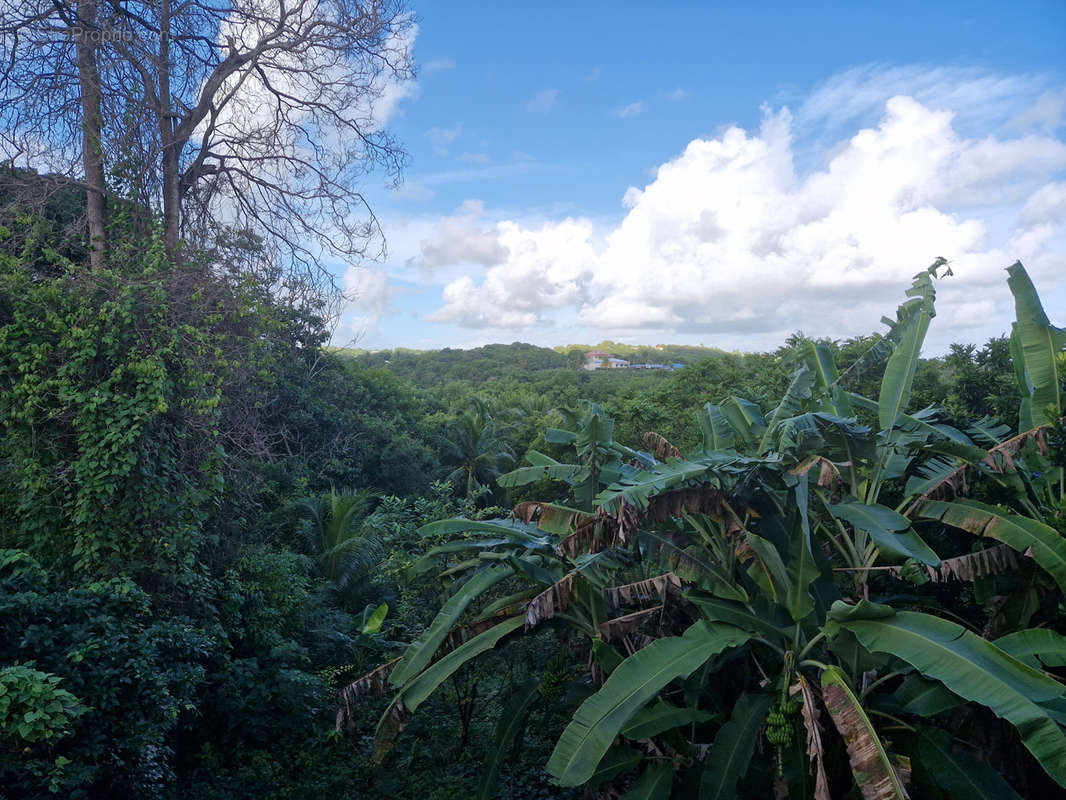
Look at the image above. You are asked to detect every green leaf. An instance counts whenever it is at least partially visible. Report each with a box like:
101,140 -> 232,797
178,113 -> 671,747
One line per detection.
892,673 -> 963,716
685,593 -> 787,641
744,532 -> 791,609
1007,261 -> 1065,432
699,692 -> 775,800
360,602 -> 388,635
829,501 -> 940,566
477,678 -> 541,800
389,565 -> 512,687
786,480 -> 819,621
621,762 -> 674,800
804,340 -> 854,417
879,268 -> 938,433
908,727 -> 1023,800
497,462 -> 583,487
417,518 -> 546,543
546,621 -> 752,787
545,428 -> 578,444
720,397 -> 766,446
698,402 -> 736,452
758,365 -> 815,455
831,605 -> 1066,786
917,499 -> 1066,594
399,616 -> 524,712
995,629 -> 1066,669
621,701 -> 713,740
588,745 -> 643,787
593,639 -> 625,675
472,588 -> 538,622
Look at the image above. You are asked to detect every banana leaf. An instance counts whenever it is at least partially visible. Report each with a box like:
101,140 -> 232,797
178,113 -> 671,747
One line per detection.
698,692 -> 775,800
821,665 -> 908,800
477,677 -> 541,800
389,564 -> 512,687
917,499 -> 1066,594
829,603 -> 1066,786
621,762 -> 674,800
546,621 -> 751,786
905,727 -> 1023,800
830,501 -> 940,566
1007,261 -> 1065,432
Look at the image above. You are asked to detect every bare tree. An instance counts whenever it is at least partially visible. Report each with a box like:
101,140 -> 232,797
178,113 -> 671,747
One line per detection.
0,0 -> 414,279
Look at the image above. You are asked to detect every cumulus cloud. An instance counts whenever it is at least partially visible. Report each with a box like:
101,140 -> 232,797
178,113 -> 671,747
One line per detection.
428,218 -> 598,328
419,200 -> 509,270
619,101 -> 644,118
526,88 -> 559,113
425,93 -> 1066,349
335,266 -> 395,343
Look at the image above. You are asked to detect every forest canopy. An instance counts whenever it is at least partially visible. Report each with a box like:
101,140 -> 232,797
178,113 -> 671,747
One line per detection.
1,3 -> 1065,799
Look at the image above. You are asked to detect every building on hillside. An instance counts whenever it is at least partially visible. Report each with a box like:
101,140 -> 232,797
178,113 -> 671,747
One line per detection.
584,350 -> 609,370
606,357 -> 630,369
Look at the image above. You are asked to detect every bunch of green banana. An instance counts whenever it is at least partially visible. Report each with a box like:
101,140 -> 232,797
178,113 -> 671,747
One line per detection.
898,557 -> 930,585
538,652 -> 573,700
764,697 -> 800,747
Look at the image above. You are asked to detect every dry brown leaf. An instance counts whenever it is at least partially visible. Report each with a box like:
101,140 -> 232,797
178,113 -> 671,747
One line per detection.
793,676 -> 831,800
823,681 -> 908,800
512,501 -> 595,533
790,455 -> 841,489
525,573 -> 577,629
606,572 -> 681,609
904,421 -> 1061,516
598,606 -> 664,642
642,431 -> 681,460
889,543 -> 1021,583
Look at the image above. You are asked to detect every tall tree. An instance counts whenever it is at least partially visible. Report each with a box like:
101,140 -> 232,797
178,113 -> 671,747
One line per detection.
74,1 -> 107,269
0,0 -> 413,275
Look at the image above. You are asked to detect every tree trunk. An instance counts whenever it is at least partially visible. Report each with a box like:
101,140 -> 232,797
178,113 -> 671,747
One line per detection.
75,0 -> 106,269
157,0 -> 181,258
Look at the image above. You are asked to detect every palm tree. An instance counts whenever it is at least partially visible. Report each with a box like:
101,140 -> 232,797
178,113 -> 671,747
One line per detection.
299,488 -> 382,606
440,398 -> 516,502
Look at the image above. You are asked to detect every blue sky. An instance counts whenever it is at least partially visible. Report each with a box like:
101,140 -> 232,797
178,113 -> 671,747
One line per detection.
334,0 -> 1066,353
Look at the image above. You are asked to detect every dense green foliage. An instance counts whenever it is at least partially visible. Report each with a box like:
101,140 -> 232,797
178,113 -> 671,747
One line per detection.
1,180 -> 1062,799
343,262 -> 1066,799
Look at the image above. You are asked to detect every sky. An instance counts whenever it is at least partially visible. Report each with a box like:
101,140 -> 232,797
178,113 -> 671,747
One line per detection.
332,0 -> 1066,355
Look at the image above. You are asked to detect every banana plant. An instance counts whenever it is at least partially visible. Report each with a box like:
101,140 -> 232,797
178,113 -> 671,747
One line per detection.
498,399 -> 655,509
341,262 -> 1066,797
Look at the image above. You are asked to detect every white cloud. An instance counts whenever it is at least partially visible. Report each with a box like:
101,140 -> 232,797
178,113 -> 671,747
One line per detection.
619,101 -> 644,119
795,64 -> 1038,138
424,92 -> 1066,350
429,217 -> 597,328
426,122 -> 463,155
419,200 -> 509,270
1009,89 -> 1066,134
459,152 -> 491,164
335,266 -> 395,343
667,88 -> 687,101
424,57 -> 455,73
526,88 -> 559,113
